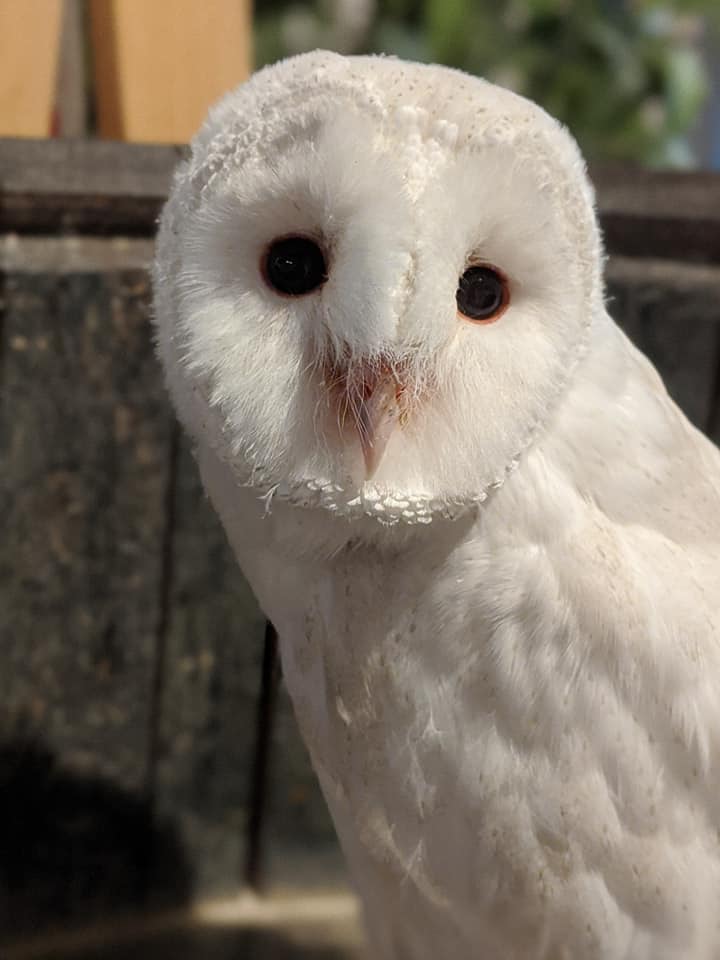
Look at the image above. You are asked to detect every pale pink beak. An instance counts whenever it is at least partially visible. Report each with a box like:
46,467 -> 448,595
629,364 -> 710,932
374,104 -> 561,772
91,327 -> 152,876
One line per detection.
328,360 -> 404,479
355,374 -> 402,478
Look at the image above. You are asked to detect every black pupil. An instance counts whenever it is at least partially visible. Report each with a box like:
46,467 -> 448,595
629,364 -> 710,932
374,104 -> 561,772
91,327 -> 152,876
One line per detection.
456,265 -> 505,320
265,237 -> 327,296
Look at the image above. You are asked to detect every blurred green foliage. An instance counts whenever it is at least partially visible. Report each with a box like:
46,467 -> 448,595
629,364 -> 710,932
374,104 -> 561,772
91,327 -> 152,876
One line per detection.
254,0 -> 717,165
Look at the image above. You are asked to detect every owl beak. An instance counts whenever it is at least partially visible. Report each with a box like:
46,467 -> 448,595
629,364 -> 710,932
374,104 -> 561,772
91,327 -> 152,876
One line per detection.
355,375 -> 401,478
328,359 -> 403,479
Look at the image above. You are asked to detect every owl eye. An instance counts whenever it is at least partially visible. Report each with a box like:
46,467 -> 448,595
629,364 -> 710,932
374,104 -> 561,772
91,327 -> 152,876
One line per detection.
456,265 -> 509,323
262,236 -> 327,297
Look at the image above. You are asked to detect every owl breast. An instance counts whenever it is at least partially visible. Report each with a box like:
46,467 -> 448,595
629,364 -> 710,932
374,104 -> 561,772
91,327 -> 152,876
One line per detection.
267,476 -> 720,960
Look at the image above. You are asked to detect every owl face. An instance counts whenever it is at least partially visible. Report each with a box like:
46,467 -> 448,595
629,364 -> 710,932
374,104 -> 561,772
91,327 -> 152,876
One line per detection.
154,52 -> 603,525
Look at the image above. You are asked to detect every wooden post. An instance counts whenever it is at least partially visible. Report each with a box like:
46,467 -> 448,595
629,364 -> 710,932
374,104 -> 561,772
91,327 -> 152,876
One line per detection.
55,0 -> 88,137
89,0 -> 252,143
0,0 -> 63,137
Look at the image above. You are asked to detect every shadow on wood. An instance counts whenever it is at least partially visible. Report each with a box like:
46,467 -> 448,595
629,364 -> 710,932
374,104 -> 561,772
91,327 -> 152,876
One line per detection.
0,734 -> 193,944
21,926 -> 362,960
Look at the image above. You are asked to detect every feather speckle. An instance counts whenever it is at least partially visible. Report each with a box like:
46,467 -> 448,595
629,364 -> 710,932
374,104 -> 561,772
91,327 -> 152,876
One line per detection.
153,52 -> 720,960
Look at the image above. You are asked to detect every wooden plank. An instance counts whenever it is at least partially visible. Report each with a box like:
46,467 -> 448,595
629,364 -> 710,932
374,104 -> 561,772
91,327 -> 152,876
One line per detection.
89,0 -> 251,144
264,686 -> 347,890
1,193 -> 169,237
0,139 -> 184,197
595,167 -> 720,265
55,0 -> 88,138
601,212 -> 720,266
607,256 -> 720,433
591,167 -> 720,222
0,139 -> 184,236
152,435 -> 267,900
0,269 -> 180,940
1,236 -> 154,273
0,1 -> 63,138
2,139 -> 720,262
5,142 -> 718,217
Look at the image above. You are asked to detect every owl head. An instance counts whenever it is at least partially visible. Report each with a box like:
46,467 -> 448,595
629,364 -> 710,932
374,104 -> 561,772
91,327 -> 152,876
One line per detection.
153,51 -> 604,526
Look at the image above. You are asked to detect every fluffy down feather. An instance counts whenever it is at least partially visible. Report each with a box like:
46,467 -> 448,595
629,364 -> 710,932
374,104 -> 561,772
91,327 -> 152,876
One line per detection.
153,51 -> 720,959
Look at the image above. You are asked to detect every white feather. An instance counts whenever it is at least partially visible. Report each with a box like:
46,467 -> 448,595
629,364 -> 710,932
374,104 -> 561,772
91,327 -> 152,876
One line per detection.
153,51 -> 720,959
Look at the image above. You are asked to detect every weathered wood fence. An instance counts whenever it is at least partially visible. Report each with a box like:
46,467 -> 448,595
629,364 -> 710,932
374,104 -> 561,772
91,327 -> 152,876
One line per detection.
1,138 -> 719,948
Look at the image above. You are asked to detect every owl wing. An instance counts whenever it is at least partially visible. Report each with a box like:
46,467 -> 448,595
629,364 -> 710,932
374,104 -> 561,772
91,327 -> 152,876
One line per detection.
479,314 -> 720,951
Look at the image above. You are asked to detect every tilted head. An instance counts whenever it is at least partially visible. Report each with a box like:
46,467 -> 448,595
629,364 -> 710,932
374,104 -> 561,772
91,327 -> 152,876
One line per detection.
153,51 -> 603,526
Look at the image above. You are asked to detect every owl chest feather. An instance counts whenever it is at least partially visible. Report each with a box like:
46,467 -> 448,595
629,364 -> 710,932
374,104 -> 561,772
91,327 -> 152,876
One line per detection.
259,513 -> 718,960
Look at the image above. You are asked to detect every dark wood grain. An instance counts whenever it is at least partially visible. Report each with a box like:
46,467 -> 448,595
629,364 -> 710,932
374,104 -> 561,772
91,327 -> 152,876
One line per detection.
264,684 -> 347,890
592,167 -> 720,221
594,168 -> 720,265
0,258 -> 272,933
0,138 -> 184,196
2,194 -> 167,237
0,270 -> 180,937
0,139 -> 185,236
152,435 -> 266,900
607,257 -> 720,433
601,214 -> 720,265
0,270 -> 170,788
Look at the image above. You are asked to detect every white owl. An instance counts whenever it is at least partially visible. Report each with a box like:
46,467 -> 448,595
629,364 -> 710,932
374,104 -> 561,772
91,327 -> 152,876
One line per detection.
153,51 -> 720,960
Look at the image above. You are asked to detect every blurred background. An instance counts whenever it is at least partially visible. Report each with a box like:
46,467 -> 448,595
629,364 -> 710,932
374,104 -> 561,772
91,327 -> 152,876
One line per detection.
1,3 -> 719,960
255,0 -> 720,168
0,0 -> 718,164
